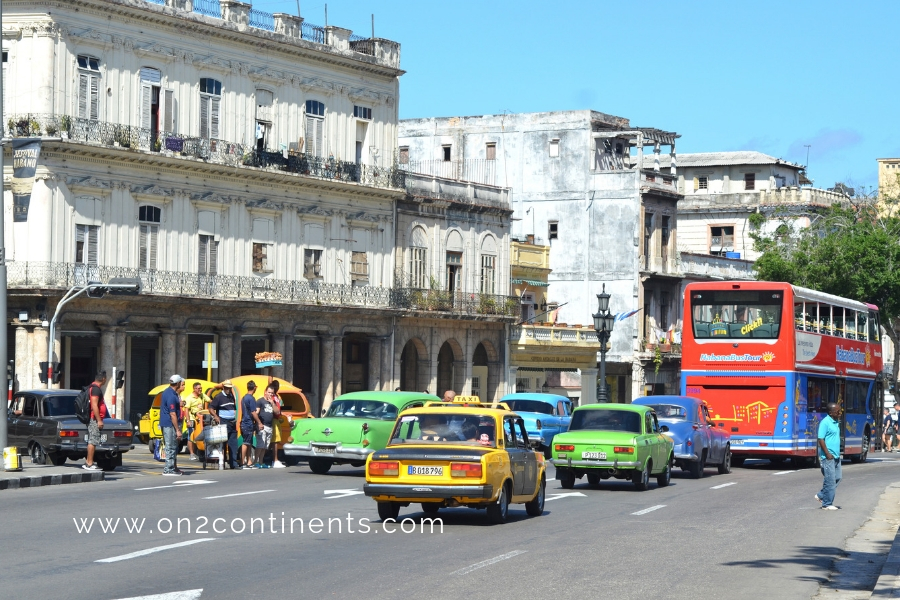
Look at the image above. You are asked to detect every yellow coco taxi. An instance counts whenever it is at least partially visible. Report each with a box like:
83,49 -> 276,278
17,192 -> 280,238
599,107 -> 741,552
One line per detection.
138,379 -> 218,452
363,401 -> 546,524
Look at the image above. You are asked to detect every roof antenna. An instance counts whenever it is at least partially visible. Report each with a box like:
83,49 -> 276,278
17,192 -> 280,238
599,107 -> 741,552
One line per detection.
325,4 -> 328,26
371,14 -> 375,39
296,0 -> 301,18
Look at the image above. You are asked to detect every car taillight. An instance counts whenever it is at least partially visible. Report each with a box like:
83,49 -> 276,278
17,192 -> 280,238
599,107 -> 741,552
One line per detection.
450,462 -> 482,478
687,439 -> 693,447
614,446 -> 634,454
692,425 -> 699,430
60,430 -> 80,437
536,420 -> 542,430
369,461 -> 399,476
556,444 -> 575,452
114,431 -> 131,437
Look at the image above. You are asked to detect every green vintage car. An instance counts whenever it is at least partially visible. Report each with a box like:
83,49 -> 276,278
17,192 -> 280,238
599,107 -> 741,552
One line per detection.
551,403 -> 674,491
284,391 -> 439,474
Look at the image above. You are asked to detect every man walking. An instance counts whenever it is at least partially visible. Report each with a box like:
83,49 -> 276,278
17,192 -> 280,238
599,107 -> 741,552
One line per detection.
209,380 -> 239,469
254,386 -> 278,468
160,375 -> 185,476
240,381 -> 260,468
82,371 -> 108,471
816,402 -> 842,510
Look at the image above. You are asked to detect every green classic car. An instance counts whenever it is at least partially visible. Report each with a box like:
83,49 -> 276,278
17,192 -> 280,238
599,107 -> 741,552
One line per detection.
284,391 -> 439,474
551,403 -> 674,491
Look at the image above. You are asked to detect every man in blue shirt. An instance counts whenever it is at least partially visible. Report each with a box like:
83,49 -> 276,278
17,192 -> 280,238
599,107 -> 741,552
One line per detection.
240,381 -> 261,468
816,402 -> 842,510
160,374 -> 185,476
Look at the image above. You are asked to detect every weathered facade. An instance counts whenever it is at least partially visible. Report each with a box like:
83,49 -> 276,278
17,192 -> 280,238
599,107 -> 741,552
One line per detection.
4,0 -> 515,421
399,110 -> 682,399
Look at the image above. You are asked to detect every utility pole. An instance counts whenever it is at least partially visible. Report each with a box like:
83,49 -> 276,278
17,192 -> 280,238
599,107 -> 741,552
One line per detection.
0,0 -> 9,451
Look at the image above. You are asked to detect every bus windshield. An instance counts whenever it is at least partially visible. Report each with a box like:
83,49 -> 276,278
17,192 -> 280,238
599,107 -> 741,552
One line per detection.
691,290 -> 783,339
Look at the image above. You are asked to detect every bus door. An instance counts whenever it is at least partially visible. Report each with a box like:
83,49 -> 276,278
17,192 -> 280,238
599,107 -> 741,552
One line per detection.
836,378 -> 846,454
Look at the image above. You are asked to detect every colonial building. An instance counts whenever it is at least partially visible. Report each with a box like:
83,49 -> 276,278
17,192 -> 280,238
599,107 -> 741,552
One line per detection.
3,0 -> 515,420
400,110 -> 682,399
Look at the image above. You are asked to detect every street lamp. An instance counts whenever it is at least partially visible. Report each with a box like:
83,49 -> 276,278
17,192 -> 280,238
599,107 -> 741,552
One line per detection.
593,284 -> 615,403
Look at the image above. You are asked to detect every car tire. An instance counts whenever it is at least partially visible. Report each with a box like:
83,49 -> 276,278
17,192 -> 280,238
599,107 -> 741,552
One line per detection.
487,482 -> 511,524
559,472 -> 575,490
656,456 -> 672,487
377,501 -> 401,521
308,458 -> 333,474
47,452 -> 67,466
30,443 -> 48,465
525,476 -> 546,517
688,450 -> 707,479
632,461 -> 650,491
349,461 -> 366,468
148,439 -> 157,454
718,446 -> 732,474
421,503 -> 440,514
586,472 -> 601,486
283,456 -> 302,467
543,446 -> 553,460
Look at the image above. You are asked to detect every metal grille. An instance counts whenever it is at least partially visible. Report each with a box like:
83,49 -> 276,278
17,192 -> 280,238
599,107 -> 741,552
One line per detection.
348,34 -> 375,56
192,0 -> 222,18
301,21 -> 325,43
399,159 -> 498,186
249,8 -> 275,31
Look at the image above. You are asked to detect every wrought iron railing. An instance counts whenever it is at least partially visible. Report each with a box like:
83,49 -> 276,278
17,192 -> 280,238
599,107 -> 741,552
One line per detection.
301,21 -> 326,43
193,0 -> 222,18
249,8 -> 275,31
8,262 -> 519,319
6,113 -> 405,189
348,34 -> 375,56
400,159 -> 498,187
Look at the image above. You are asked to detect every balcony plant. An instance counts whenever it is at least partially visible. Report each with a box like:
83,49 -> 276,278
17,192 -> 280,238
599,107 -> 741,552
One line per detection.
60,115 -> 72,137
29,118 -> 41,136
478,295 -> 497,315
654,345 -> 663,374
44,121 -> 58,136
152,138 -> 162,152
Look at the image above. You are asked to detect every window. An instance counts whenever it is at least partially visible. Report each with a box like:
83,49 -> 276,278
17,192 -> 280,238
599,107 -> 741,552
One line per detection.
486,143 -> 497,160
2,49 -> 7,121
138,205 -> 160,270
198,234 -> 218,275
399,146 -> 409,164
75,224 -> 99,265
693,175 -> 708,191
548,221 -> 558,241
350,251 -> 368,281
661,216 -> 670,252
709,226 -> 735,256
807,377 -> 835,413
199,78 -> 221,141
659,291 -> 670,331
516,377 -> 530,393
644,213 -> 653,259
305,100 -> 325,157
252,243 -> 270,273
549,139 -> 560,157
139,67 -> 163,143
446,251 -> 462,292
256,89 -> 274,152
410,247 -> 427,289
77,55 -> 101,120
442,145 -> 451,162
353,105 -> 372,120
304,249 -> 322,279
480,254 -> 496,294
744,173 -> 756,191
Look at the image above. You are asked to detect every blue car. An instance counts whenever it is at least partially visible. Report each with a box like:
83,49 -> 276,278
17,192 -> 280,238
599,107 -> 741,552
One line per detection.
632,395 -> 732,478
500,393 -> 572,457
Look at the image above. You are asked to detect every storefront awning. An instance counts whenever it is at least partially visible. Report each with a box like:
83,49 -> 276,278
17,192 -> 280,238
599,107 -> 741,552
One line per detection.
510,278 -> 549,287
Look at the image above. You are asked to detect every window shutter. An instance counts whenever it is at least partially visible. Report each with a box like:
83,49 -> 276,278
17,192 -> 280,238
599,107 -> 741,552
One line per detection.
75,224 -> 86,263
163,89 -> 174,131
78,73 -> 89,118
148,225 -> 158,270
210,97 -> 220,139
198,235 -> 208,274
315,117 -> 323,157
87,226 -> 99,265
693,176 -> 699,191
141,84 -> 152,130
139,225 -> 148,268
209,240 -> 218,275
200,95 -> 209,139
305,116 -> 315,156
89,76 -> 99,120
2,55 -> 7,120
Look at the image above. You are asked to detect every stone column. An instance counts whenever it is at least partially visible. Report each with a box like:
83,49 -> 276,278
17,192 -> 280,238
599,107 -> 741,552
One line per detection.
580,367 -> 599,406
333,336 -> 344,399
32,327 -> 49,390
282,334 -> 294,385
14,326 -> 28,390
669,144 -> 677,176
160,329 -> 176,380
486,361 -> 503,404
452,361 -> 467,396
114,327 -> 127,418
175,332 -> 188,378
232,332 -> 243,378
99,327 -> 116,399
270,333 -> 286,380
320,335 -> 335,416
508,365 -> 518,394
217,332 -> 233,380
381,337 -> 393,391
368,336 -> 382,391
653,142 -> 661,172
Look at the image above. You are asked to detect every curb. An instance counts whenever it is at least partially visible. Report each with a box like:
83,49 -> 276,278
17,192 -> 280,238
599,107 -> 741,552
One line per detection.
0,471 -> 105,490
872,500 -> 900,598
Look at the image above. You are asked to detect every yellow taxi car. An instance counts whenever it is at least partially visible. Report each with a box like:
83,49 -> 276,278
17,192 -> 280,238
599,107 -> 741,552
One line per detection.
138,379 -> 217,452
363,399 -> 546,524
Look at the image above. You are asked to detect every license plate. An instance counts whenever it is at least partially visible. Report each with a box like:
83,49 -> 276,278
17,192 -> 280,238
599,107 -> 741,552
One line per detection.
312,446 -> 335,454
84,434 -> 108,443
582,451 -> 606,460
408,466 -> 443,476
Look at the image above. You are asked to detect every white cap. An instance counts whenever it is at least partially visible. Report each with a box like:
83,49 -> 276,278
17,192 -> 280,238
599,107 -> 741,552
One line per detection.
169,374 -> 185,384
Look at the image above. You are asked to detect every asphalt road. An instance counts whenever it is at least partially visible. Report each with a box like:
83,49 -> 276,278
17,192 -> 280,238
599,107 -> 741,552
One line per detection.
2,450 -> 899,600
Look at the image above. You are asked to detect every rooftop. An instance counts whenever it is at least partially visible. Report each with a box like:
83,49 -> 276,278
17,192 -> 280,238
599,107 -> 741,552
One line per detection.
642,151 -> 804,170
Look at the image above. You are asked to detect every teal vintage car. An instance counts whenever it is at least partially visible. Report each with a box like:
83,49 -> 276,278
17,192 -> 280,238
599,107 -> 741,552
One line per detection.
551,403 -> 674,491
284,391 -> 439,474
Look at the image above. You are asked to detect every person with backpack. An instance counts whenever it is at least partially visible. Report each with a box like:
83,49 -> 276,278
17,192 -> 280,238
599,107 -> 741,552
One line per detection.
160,374 -> 186,476
82,371 -> 108,471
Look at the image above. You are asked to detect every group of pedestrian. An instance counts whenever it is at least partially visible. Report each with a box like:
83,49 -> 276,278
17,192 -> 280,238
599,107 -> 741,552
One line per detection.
882,402 -> 900,452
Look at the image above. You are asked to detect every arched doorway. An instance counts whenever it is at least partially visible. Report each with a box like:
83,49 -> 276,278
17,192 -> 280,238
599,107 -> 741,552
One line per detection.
399,338 -> 426,392
472,343 -> 489,400
437,342 -> 455,396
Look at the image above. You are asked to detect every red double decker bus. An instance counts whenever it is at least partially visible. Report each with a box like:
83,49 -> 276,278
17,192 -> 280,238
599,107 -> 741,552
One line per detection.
681,281 -> 884,466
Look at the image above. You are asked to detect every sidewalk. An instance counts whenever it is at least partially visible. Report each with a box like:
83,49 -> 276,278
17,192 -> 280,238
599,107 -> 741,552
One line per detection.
1,461 -> 105,490
873,514 -> 900,598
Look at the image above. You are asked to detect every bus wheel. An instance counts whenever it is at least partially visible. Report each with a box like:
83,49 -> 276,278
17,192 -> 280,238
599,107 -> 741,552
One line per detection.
850,434 -> 870,464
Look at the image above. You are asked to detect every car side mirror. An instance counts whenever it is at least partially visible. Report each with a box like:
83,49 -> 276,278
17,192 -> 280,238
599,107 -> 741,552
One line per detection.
660,425 -> 669,433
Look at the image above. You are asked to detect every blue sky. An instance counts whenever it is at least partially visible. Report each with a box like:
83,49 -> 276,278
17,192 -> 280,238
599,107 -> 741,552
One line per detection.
256,0 -> 899,191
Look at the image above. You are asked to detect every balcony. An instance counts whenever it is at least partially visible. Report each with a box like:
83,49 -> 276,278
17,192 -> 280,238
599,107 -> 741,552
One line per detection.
511,325 -> 600,346
403,172 -> 510,212
640,169 -> 679,196
8,262 -> 518,319
400,159 -> 499,187
6,113 -> 405,190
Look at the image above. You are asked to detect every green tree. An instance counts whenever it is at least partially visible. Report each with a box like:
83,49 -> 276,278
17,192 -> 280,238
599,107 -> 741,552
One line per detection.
751,194 -> 900,381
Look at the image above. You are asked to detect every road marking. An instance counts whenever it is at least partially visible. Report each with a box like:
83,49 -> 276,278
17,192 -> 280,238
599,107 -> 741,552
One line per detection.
450,550 -> 527,575
545,492 -> 587,501
112,590 -> 203,600
96,539 -> 216,563
202,490 -> 275,500
773,470 -> 799,475
323,488 -> 364,499
631,505 -> 666,516
710,482 -> 736,489
134,480 -> 217,491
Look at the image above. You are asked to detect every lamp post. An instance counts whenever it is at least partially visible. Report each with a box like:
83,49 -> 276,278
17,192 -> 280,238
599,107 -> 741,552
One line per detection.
592,284 -> 615,403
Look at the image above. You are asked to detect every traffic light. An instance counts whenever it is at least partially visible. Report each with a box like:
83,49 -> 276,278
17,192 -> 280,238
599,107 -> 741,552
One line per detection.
38,362 -> 59,384
115,370 -> 126,389
52,367 -> 62,384
108,277 -> 142,295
